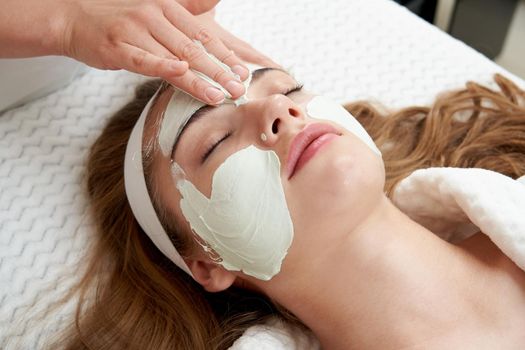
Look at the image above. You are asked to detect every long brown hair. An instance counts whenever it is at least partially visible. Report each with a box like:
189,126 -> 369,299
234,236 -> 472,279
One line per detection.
346,74 -> 525,194
57,74 -> 525,349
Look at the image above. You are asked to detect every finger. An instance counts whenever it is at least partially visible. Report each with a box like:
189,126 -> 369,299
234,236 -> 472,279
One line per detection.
165,68 -> 227,105
151,18 -> 247,99
177,37 -> 247,99
193,29 -> 250,81
237,48 -> 280,68
137,33 -> 178,60
176,0 -> 220,15
119,43 -> 189,79
207,24 -> 280,68
161,5 -> 249,79
228,42 -> 280,68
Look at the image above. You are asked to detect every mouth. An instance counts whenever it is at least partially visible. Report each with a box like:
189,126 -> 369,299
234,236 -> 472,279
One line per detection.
286,123 -> 340,179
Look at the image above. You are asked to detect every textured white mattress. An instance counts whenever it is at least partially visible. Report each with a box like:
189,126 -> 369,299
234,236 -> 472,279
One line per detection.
1,0 -> 524,348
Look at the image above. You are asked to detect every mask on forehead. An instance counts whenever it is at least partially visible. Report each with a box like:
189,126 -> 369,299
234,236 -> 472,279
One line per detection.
157,55 -> 255,157
162,65 -> 381,281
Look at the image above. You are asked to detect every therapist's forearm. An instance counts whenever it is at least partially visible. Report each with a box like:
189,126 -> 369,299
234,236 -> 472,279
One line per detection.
0,0 -> 68,57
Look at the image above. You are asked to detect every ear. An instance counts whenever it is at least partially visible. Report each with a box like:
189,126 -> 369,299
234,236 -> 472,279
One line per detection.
187,259 -> 237,292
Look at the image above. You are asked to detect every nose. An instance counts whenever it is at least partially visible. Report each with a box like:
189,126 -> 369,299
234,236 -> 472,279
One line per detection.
252,94 -> 303,147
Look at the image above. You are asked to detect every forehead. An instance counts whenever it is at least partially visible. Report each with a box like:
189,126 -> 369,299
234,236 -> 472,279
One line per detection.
140,69 -> 299,231
143,68 -> 296,149
141,85 -> 173,158
144,68 -> 301,179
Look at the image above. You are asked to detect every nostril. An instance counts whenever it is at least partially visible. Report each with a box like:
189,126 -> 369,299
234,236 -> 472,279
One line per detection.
272,118 -> 280,134
289,108 -> 299,117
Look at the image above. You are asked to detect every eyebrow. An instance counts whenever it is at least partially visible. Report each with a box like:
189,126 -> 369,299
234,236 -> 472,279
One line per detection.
172,67 -> 288,151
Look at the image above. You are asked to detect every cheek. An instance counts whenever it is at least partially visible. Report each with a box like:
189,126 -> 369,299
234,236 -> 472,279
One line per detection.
284,136 -> 385,234
174,146 -> 294,281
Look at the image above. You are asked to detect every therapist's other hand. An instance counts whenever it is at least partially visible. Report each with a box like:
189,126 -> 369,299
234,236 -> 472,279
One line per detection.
60,0 -> 252,104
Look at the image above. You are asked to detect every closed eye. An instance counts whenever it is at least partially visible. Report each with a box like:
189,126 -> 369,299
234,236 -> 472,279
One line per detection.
283,83 -> 304,96
200,83 -> 304,163
202,131 -> 232,163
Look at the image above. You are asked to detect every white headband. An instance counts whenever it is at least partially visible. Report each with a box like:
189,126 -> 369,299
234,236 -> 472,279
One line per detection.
124,84 -> 254,278
124,58 -> 258,277
124,88 -> 195,277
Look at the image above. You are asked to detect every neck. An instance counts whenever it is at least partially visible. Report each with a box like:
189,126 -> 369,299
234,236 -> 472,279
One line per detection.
264,196 -> 525,350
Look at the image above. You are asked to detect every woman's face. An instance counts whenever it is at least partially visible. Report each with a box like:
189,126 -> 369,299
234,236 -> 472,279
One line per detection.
148,68 -> 385,286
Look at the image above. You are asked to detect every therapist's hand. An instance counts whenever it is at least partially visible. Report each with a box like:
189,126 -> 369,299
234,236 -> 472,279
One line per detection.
59,0 -> 256,104
196,10 -> 277,69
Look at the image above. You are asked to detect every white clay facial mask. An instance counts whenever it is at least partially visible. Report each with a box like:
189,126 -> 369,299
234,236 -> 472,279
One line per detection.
158,42 -> 255,157
306,95 -> 382,156
158,89 -> 205,156
173,146 -> 293,281
161,56 -> 378,281
170,94 -> 380,281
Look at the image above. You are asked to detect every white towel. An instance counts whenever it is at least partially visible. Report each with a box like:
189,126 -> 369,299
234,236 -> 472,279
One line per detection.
393,167 -> 525,271
229,319 -> 320,350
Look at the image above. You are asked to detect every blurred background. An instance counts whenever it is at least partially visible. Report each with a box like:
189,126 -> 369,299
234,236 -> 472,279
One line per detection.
393,0 -> 525,79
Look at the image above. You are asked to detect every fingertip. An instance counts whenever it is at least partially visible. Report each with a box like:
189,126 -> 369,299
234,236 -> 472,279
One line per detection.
254,55 -> 280,69
224,80 -> 246,99
205,86 -> 225,104
231,64 -> 249,81
241,50 -> 279,69
266,61 -> 283,69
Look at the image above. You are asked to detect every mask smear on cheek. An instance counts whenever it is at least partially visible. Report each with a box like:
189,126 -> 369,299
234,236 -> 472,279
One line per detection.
171,146 -> 294,281
306,95 -> 382,156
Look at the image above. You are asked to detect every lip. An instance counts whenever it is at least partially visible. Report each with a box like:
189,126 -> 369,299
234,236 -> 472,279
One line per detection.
286,123 -> 340,179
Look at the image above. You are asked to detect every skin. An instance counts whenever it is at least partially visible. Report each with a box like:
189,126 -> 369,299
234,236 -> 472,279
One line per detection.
0,0 -> 277,104
145,69 -> 525,349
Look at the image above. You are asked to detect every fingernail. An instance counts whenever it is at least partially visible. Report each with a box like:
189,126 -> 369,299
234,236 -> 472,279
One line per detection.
205,87 -> 225,103
231,65 -> 249,80
225,80 -> 245,97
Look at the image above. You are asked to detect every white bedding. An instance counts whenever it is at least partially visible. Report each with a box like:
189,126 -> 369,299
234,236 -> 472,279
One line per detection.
394,168 -> 525,271
1,0 -> 524,348
231,169 -> 525,349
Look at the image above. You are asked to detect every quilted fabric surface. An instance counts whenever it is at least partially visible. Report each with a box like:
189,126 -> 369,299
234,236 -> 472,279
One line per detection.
1,0 -> 524,348
393,168 -> 525,271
